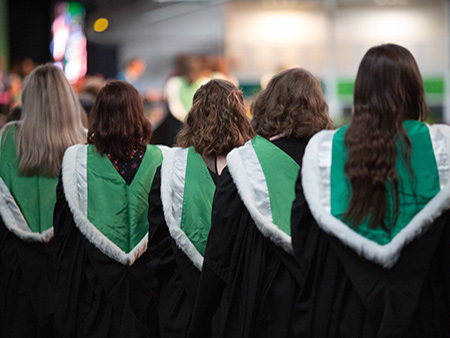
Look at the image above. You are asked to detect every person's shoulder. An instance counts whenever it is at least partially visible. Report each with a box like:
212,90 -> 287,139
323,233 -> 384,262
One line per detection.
426,122 -> 450,134
309,128 -> 339,144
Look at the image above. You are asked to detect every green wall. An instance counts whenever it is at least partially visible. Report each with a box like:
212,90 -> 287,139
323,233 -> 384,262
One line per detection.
337,77 -> 445,103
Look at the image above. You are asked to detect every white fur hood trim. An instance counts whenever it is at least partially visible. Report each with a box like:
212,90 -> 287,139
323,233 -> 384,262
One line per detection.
0,177 -> 54,242
227,140 -> 293,254
160,147 -> 204,270
61,144 -> 148,266
301,125 -> 450,269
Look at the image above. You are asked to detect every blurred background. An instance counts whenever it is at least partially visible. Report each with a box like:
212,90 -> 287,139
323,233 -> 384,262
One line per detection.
0,0 -> 449,134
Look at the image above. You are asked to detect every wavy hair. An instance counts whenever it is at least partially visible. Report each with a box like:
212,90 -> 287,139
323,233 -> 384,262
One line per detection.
88,80 -> 152,159
251,68 -> 332,139
14,64 -> 86,176
176,79 -> 254,156
343,44 -> 428,229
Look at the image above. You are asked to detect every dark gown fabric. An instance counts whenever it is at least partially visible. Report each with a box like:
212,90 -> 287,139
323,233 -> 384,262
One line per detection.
187,137 -> 309,338
0,220 -> 55,338
53,177 -> 159,338
147,165 -> 221,338
290,174 -> 450,338
150,106 -> 183,146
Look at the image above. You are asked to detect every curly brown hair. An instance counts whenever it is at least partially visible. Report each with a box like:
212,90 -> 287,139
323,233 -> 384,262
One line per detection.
88,80 -> 152,159
250,68 -> 332,139
176,79 -> 254,157
343,44 -> 428,229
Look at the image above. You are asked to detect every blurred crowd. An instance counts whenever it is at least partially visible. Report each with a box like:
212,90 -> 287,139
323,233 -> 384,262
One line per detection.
0,53 -> 238,143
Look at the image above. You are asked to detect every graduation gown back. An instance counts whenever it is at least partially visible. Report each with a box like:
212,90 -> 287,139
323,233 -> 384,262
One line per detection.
291,178 -> 450,337
188,137 -> 308,338
290,123 -> 450,337
147,154 -> 222,338
53,144 -> 162,338
0,123 -> 56,338
0,219 -> 55,338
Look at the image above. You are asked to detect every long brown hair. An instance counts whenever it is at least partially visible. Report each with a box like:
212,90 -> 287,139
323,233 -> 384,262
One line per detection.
176,79 -> 254,157
343,44 -> 428,229
88,80 -> 152,158
251,68 -> 332,139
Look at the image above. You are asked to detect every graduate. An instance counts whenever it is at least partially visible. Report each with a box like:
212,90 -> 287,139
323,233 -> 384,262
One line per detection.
147,79 -> 254,338
187,68 -> 333,338
291,44 -> 450,337
53,81 -> 164,338
0,64 -> 85,337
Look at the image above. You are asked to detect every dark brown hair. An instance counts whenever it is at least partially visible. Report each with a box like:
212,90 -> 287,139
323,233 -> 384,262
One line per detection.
176,79 -> 254,156
251,68 -> 332,139
343,43 -> 428,229
88,80 -> 152,158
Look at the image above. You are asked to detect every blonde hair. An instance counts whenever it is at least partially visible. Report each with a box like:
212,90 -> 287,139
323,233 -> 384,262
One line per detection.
15,64 -> 86,176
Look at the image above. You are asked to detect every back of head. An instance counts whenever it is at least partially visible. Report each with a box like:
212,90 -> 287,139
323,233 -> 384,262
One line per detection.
251,68 -> 332,139
176,79 -> 254,157
88,80 -> 152,159
353,43 -> 427,130
16,63 -> 85,177
344,43 -> 428,228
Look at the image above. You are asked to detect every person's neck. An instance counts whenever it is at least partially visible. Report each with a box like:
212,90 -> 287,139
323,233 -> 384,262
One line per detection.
202,155 -> 227,175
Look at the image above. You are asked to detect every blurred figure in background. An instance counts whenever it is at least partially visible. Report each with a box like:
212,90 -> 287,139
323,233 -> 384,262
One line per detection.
0,73 -> 22,127
0,63 -> 86,337
7,73 -> 22,108
201,55 -> 239,87
116,58 -> 147,94
148,79 -> 254,338
78,74 -> 106,116
54,80 -> 163,338
117,58 -> 161,102
152,54 -> 208,146
116,57 -> 163,131
164,54 -> 209,123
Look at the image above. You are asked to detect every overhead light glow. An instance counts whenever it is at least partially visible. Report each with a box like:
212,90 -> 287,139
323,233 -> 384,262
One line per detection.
94,18 -> 109,32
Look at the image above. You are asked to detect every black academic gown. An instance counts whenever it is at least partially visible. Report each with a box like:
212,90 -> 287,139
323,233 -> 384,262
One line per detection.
187,137 -> 309,338
53,177 -> 159,338
0,220 -> 55,338
290,174 -> 450,338
147,165 -> 222,338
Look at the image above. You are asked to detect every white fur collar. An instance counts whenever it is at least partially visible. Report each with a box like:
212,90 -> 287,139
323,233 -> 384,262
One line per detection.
226,139 -> 293,254
160,147 -> 204,270
301,124 -> 450,269
61,144 -> 149,266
